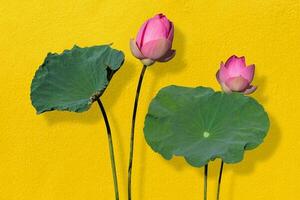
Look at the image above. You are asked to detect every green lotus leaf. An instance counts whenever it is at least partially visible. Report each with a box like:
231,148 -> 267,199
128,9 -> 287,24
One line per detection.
144,85 -> 270,167
30,44 -> 124,114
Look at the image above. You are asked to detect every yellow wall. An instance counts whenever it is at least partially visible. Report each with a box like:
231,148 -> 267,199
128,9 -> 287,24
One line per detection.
0,0 -> 299,199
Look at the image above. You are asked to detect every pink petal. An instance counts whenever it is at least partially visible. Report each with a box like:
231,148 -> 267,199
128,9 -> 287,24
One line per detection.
241,64 -> 255,82
156,13 -> 174,43
225,76 -> 249,92
136,20 -> 149,48
225,55 -> 246,67
158,49 -> 176,62
217,71 -> 232,93
225,55 -> 247,77
142,17 -> 169,45
220,81 -> 232,93
141,39 -> 171,60
130,39 -> 145,59
158,14 -> 171,31
218,62 -> 230,83
244,85 -> 257,95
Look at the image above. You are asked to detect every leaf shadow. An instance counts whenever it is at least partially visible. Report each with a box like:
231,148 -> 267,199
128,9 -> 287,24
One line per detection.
227,114 -> 281,199
42,105 -> 99,125
137,27 -> 187,200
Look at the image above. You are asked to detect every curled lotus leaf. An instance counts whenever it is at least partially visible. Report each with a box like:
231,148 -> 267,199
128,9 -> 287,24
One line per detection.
30,44 -> 124,114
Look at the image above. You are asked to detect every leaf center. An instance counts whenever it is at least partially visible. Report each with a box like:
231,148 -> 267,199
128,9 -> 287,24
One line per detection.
203,131 -> 210,138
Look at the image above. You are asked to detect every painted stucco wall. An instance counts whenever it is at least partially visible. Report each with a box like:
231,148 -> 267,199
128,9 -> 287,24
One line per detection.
0,0 -> 299,199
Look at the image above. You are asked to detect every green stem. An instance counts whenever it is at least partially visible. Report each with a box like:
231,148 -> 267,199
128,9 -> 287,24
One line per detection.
204,164 -> 208,200
128,65 -> 147,200
216,161 -> 224,200
97,99 -> 119,200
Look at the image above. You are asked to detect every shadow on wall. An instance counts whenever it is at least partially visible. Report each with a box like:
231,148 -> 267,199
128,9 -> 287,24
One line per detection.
137,27 -> 187,200
252,74 -> 268,104
228,114 -> 281,199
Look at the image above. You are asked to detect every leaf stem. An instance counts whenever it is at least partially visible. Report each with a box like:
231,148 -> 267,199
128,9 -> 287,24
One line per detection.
217,161 -> 224,200
97,99 -> 119,200
128,65 -> 147,200
204,164 -> 208,200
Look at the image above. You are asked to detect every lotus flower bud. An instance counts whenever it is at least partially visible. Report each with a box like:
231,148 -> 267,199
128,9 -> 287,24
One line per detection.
216,55 -> 257,94
130,13 -> 176,66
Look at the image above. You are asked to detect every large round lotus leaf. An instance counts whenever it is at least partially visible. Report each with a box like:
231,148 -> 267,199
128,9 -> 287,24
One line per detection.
144,85 -> 270,167
30,45 -> 124,114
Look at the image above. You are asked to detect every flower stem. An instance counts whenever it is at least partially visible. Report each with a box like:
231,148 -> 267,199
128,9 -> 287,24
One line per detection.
204,164 -> 208,200
128,65 -> 147,200
97,99 -> 119,200
216,161 -> 224,200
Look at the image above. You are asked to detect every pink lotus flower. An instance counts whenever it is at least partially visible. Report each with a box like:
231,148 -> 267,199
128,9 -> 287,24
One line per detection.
130,13 -> 175,66
216,55 -> 257,94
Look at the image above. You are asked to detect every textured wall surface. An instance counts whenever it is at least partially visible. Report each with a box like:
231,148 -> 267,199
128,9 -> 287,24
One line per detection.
0,0 -> 299,199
